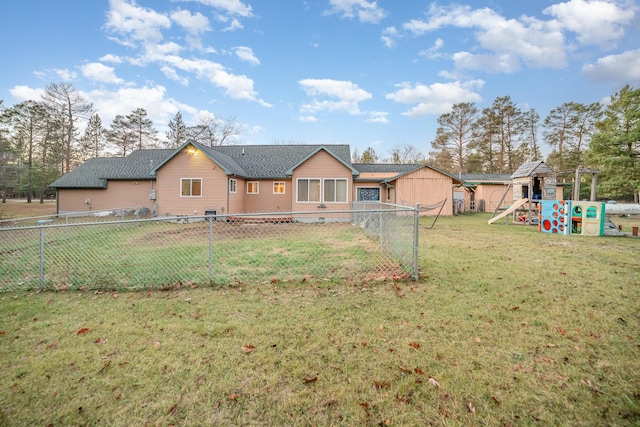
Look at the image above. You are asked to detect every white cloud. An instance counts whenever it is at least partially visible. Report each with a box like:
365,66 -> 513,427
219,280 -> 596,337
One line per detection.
299,79 -> 372,102
452,51 -> 522,73
325,0 -> 387,24
106,0 -> 171,45
299,79 -> 372,115
543,0 -> 634,46
170,9 -> 210,35
385,80 -> 484,117
582,49 -> 640,85
234,46 -> 260,65
81,62 -> 124,84
402,3 -> 567,70
9,85 -> 44,102
367,111 -> 389,124
297,115 -> 318,122
381,26 -> 399,49
190,0 -> 253,18
99,54 -> 124,64
419,38 -> 444,59
160,66 -> 190,85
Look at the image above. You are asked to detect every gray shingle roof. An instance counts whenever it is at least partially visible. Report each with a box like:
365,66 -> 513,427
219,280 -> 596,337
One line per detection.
49,150 -> 172,188
205,143 -> 354,178
510,160 -> 556,179
52,143 -> 356,188
458,173 -> 512,182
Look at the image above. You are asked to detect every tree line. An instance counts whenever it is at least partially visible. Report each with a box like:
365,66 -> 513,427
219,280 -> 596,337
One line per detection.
0,82 -> 242,203
1,83 -> 638,203
353,86 -> 639,202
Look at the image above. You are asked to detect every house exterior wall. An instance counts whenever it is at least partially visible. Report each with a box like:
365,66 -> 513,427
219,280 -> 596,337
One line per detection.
393,168 -> 454,215
155,148 -> 228,216
227,177 -> 245,215
56,180 -> 154,214
291,150 -> 353,220
243,179 -> 292,213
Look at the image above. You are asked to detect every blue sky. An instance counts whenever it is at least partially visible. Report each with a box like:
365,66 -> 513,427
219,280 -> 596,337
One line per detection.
1,0 -> 639,159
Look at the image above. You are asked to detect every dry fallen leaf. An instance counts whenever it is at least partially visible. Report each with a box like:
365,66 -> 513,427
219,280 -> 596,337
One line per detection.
581,379 -> 604,394
428,376 -> 441,387
303,376 -> 318,384
241,345 -> 256,353
169,403 -> 178,416
466,401 -> 476,413
409,342 -> 420,350
77,327 -> 89,335
229,393 -> 239,400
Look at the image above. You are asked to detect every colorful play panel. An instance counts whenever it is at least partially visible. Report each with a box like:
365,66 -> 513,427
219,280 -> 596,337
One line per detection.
539,200 -> 606,236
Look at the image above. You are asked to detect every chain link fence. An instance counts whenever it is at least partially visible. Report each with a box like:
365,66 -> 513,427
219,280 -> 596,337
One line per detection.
0,204 -> 419,292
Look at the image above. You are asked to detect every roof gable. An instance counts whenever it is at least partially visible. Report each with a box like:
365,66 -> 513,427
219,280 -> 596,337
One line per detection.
510,160 -> 556,179
284,145 -> 359,176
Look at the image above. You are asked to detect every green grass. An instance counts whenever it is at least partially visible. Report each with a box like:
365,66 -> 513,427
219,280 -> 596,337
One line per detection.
1,219 -> 410,291
1,213 -> 639,426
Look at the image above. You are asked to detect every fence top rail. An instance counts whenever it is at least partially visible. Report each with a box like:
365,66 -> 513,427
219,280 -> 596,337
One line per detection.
0,206 -> 418,232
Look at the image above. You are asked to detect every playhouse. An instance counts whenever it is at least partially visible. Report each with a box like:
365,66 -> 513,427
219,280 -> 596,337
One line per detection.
488,160 -> 561,225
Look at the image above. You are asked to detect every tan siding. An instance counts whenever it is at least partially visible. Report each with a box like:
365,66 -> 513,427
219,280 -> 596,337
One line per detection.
155,148 -> 228,216
392,167 -> 454,215
291,150 -> 353,219
227,177 -> 245,214
475,184 -> 512,212
244,179 -> 292,213
57,180 -> 155,214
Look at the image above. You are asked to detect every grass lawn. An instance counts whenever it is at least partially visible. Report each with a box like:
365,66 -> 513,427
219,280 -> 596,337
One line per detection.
1,208 -> 639,425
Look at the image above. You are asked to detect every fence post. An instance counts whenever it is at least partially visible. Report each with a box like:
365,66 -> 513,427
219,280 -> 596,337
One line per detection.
412,205 -> 420,281
37,219 -> 53,289
208,217 -> 214,285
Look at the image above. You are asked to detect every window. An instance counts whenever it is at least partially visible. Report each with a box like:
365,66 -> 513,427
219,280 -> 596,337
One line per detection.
273,182 -> 285,194
229,179 -> 237,193
324,179 -> 347,203
247,181 -> 259,194
181,178 -> 202,197
297,178 -> 320,202
357,187 -> 380,202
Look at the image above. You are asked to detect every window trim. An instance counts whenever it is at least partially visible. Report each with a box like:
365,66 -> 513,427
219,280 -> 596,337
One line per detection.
180,178 -> 202,197
296,178 -> 321,203
323,178 -> 348,203
229,178 -> 237,194
247,181 -> 259,194
273,181 -> 286,194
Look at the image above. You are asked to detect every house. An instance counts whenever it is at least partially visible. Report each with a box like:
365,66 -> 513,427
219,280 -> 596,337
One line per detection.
49,140 -> 463,218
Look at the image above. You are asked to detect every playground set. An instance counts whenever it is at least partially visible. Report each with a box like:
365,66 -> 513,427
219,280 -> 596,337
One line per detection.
489,162 -> 640,237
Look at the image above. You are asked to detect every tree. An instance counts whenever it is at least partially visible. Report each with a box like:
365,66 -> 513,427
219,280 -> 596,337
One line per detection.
186,115 -> 243,146
127,108 -> 158,150
2,101 -> 48,203
79,113 -> 106,160
491,96 -> 524,174
41,83 -> 93,173
166,111 -> 187,149
587,85 -> 640,202
361,147 -> 379,163
431,102 -> 478,172
543,102 -> 600,173
521,108 -> 542,161
472,107 -> 499,173
107,115 -> 135,157
386,144 -> 424,164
